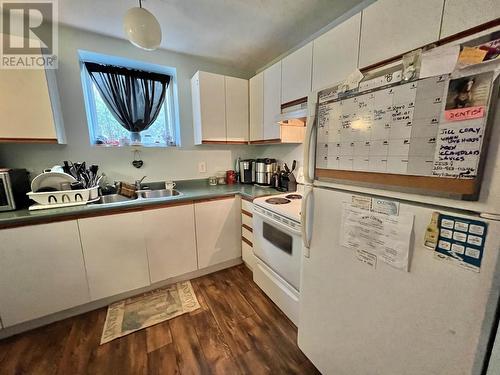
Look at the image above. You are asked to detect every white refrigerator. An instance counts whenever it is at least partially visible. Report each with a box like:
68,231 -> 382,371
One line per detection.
298,87 -> 500,374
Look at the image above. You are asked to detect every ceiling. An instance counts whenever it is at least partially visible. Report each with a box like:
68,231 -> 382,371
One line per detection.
58,0 -> 366,72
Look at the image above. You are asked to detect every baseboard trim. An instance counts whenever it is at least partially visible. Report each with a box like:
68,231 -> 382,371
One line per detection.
0,258 -> 242,340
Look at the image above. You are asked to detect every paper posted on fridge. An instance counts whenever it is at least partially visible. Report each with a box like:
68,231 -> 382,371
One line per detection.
340,204 -> 414,271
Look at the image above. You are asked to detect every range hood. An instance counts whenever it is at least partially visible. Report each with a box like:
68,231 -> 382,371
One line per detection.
276,98 -> 308,126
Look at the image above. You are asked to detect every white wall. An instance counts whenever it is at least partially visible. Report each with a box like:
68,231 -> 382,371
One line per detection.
252,143 -> 304,180
0,25 -> 258,182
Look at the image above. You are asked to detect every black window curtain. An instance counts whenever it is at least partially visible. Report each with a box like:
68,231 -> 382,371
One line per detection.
84,62 -> 171,138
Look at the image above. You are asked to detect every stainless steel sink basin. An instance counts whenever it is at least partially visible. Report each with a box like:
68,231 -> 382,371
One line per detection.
139,189 -> 181,199
96,194 -> 137,204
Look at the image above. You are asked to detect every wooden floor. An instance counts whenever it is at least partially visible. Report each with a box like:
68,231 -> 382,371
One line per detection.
0,265 -> 320,375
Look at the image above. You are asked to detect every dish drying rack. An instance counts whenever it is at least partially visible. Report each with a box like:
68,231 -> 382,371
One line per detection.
28,186 -> 100,211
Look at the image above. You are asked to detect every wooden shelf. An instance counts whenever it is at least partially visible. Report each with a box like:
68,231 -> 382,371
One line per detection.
316,169 -> 478,195
201,140 -> 249,145
0,138 -> 58,144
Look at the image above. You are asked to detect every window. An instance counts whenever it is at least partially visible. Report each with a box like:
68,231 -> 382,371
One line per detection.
79,51 -> 180,147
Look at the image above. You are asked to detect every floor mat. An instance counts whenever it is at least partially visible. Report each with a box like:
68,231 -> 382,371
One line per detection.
100,280 -> 200,344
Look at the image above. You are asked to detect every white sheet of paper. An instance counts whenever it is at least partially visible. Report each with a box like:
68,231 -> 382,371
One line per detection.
420,45 -> 460,79
342,69 -> 364,91
341,205 -> 414,271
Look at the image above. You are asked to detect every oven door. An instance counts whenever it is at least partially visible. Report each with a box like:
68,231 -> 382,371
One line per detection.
252,208 -> 302,291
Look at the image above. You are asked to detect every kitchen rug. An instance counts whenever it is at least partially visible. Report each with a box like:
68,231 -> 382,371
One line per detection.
100,280 -> 200,344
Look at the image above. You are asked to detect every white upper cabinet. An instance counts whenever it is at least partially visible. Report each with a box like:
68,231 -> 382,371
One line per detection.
78,212 -> 150,300
0,221 -> 89,327
359,0 -> 444,67
194,197 -> 241,268
143,204 -> 198,284
192,71 -> 249,144
312,13 -> 361,91
263,61 -> 282,141
281,42 -> 313,103
440,0 -> 500,38
0,35 -> 65,143
249,72 -> 264,142
225,76 -> 249,143
192,71 -> 226,144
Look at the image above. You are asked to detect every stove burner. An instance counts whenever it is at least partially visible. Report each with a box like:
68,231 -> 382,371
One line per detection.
265,197 -> 291,205
285,194 -> 302,200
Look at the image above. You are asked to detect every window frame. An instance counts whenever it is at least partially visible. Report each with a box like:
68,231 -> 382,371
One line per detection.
78,50 -> 181,148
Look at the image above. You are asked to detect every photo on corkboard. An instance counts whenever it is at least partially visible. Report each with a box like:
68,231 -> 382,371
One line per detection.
444,72 -> 493,122
445,72 -> 492,110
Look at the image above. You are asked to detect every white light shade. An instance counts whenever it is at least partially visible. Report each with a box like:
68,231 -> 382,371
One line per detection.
123,7 -> 162,51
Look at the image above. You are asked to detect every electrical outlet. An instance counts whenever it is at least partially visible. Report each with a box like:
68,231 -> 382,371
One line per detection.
198,161 -> 207,173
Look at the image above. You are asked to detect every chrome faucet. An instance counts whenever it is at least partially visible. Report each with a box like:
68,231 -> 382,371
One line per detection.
135,176 -> 147,190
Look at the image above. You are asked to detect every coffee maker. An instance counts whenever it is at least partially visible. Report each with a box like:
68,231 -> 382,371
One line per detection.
239,159 -> 255,184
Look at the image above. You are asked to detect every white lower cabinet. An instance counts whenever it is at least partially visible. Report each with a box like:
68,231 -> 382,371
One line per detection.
0,198 -> 245,328
143,204 -> 198,283
78,212 -> 150,301
195,196 -> 242,268
0,221 -> 89,327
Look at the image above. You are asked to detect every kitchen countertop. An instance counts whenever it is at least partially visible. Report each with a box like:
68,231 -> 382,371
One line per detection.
0,179 -> 281,229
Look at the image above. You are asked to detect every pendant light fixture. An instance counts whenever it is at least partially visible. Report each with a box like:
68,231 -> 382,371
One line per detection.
123,0 -> 162,51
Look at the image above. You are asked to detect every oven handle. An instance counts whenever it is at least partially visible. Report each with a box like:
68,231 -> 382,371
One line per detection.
253,209 -> 302,236
301,186 -> 312,255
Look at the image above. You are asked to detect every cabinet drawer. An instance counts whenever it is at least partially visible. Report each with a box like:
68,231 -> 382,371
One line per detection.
242,199 -> 253,213
242,226 -> 253,243
242,240 -> 256,270
242,213 -> 252,227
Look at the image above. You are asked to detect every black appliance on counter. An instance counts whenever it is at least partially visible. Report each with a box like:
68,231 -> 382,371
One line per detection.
277,160 -> 297,192
239,159 -> 255,184
0,168 -> 30,211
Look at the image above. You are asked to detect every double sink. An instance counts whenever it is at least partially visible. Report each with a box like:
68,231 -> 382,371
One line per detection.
95,189 -> 182,205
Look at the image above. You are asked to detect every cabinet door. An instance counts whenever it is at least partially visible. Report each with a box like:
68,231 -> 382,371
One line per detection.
0,65 -> 57,141
263,62 -> 282,141
192,71 -> 226,143
0,221 -> 89,327
195,197 -> 241,268
441,0 -> 500,38
78,212 -> 150,300
249,72 -> 264,142
225,76 -> 249,143
281,42 -> 313,104
143,204 -> 198,284
312,13 -> 361,91
359,0 -> 444,67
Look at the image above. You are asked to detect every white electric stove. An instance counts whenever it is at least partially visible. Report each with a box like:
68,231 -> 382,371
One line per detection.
252,186 -> 303,325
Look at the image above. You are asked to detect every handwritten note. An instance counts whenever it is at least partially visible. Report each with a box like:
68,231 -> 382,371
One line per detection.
445,106 -> 485,121
432,119 -> 484,178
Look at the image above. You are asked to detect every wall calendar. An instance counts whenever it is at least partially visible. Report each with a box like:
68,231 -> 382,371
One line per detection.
315,71 -> 496,180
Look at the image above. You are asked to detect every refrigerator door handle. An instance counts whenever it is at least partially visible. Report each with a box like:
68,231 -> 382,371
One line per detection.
301,186 -> 313,256
303,106 -> 316,185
